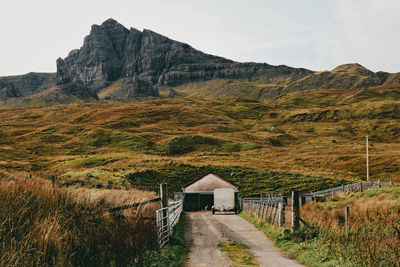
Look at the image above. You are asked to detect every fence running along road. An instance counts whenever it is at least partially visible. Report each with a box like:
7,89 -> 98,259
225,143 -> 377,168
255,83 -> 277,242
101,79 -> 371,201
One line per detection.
303,181 -> 379,198
242,181 -> 383,230
156,199 -> 183,248
243,200 -> 288,227
107,197 -> 161,212
243,181 -> 380,207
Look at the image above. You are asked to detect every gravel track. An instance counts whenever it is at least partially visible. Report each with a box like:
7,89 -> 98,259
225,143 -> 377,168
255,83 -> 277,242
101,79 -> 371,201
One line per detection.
184,212 -> 303,267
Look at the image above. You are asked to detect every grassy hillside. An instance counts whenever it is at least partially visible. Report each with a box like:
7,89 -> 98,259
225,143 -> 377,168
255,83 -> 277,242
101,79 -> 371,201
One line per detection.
0,85 -> 399,195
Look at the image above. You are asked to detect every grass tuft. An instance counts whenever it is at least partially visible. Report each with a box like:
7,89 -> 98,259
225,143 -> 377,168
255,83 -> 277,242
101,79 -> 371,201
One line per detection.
218,242 -> 259,266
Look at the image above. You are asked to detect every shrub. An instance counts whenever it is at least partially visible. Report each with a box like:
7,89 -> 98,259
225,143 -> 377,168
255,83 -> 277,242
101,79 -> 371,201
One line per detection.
285,226 -> 320,243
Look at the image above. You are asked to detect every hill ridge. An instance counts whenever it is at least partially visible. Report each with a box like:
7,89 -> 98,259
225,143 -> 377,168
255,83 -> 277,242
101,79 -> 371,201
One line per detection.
0,18 -> 399,106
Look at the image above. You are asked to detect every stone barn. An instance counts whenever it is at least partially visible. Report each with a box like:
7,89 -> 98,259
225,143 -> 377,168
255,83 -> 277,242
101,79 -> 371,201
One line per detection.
182,173 -> 239,211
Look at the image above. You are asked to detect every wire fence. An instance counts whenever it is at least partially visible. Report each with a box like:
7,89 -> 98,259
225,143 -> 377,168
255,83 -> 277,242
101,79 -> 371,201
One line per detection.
243,199 -> 293,228
107,197 -> 161,212
244,181 -> 381,207
242,180 -> 388,229
60,180 -> 160,192
303,181 -> 379,198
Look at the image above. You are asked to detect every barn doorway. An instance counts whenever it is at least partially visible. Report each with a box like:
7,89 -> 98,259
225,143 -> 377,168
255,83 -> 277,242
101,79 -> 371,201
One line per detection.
184,193 -> 213,211
200,193 -> 213,210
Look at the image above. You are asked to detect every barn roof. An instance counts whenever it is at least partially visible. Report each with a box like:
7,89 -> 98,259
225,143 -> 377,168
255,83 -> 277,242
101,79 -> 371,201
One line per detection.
183,173 -> 238,190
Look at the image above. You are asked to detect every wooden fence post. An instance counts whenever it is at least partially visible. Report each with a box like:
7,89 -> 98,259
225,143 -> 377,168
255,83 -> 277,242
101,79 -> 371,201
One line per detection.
359,182 -> 363,192
278,202 -> 285,227
292,191 -> 300,231
268,203 -> 273,218
341,184 -> 344,192
260,202 -> 265,220
160,183 -> 168,230
264,203 -> 268,220
271,204 -> 277,225
390,179 -> 393,187
377,179 -> 381,188
345,206 -> 350,234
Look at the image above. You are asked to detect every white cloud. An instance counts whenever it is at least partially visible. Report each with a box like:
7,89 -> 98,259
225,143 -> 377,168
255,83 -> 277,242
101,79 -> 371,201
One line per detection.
312,0 -> 400,72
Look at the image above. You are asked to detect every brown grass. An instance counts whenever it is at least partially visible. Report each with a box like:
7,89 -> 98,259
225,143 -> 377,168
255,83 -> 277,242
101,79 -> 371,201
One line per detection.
0,173 -> 159,266
300,187 -> 400,266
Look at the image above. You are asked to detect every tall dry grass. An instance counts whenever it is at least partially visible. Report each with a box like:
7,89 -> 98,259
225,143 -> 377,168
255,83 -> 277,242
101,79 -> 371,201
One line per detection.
301,187 -> 400,266
0,174 -> 159,266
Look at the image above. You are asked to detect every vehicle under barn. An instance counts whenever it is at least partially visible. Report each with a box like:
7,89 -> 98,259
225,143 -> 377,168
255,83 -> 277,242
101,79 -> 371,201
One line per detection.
182,173 -> 239,211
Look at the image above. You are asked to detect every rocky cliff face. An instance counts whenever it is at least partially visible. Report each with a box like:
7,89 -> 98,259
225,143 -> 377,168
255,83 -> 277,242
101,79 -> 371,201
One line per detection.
56,19 -> 312,100
0,80 -> 21,99
0,73 -> 55,100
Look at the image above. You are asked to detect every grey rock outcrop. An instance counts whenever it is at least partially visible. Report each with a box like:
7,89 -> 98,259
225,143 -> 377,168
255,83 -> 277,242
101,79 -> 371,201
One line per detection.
0,72 -> 55,100
57,19 -> 312,100
0,80 -> 21,99
56,58 -> 97,99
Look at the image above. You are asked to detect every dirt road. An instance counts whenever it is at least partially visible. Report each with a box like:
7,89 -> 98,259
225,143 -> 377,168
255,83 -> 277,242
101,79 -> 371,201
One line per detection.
184,212 -> 303,267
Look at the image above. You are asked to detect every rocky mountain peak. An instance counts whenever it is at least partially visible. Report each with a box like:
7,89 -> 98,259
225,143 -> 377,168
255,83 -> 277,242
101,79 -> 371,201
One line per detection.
56,19 -> 235,99
55,18 -> 314,100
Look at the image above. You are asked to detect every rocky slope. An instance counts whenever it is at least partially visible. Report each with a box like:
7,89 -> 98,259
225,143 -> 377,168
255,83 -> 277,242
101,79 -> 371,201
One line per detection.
0,72 -> 55,99
1,18 -> 399,105
56,18 -> 311,100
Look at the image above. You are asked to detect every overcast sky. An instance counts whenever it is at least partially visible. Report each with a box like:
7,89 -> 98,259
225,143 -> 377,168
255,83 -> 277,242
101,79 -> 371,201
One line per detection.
1,0 -> 400,76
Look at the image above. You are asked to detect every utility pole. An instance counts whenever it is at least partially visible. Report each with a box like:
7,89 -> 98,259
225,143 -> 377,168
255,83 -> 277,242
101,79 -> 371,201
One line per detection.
366,134 -> 369,181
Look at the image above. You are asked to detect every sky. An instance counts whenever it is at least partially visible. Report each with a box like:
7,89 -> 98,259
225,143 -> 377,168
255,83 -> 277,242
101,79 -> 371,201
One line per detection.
1,0 -> 400,76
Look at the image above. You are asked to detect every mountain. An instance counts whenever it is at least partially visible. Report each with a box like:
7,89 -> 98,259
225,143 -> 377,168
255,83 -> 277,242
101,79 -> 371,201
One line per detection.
0,18 -> 399,106
56,18 -> 311,101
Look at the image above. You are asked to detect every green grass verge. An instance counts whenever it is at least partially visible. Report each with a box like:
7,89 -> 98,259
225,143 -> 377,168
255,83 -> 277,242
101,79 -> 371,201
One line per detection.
239,213 -> 352,267
218,242 -> 259,266
142,213 -> 188,267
